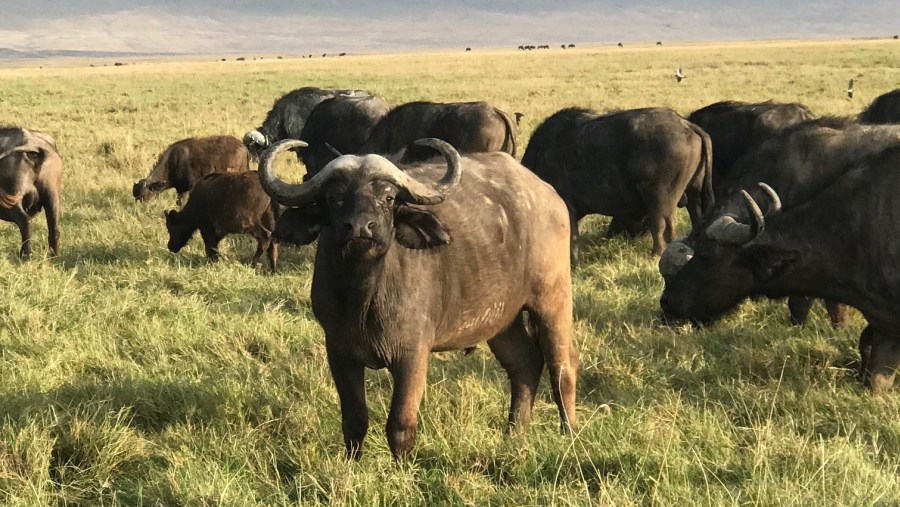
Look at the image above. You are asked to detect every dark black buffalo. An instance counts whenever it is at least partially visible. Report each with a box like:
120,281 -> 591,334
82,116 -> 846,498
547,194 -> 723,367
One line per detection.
660,122 -> 900,327
243,87 -> 370,158
859,88 -> 900,124
687,100 -> 814,198
521,107 -> 713,260
358,101 -> 517,160
133,135 -> 249,205
0,126 -> 62,257
296,94 -> 391,177
660,146 -> 900,392
259,139 -> 578,460
165,171 -> 279,271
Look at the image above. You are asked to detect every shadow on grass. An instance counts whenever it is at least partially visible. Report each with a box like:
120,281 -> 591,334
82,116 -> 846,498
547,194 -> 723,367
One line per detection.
0,377 -> 227,433
57,242 -> 154,268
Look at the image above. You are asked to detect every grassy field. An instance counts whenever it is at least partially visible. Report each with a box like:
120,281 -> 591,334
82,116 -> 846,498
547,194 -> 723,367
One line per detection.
1,38 -> 900,506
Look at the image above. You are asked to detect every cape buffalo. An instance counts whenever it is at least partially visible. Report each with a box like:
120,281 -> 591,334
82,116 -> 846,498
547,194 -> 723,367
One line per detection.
521,107 -> 713,261
687,100 -> 815,198
0,126 -> 62,257
358,101 -> 517,160
165,171 -> 279,271
260,138 -> 578,460
660,122 -> 900,327
660,146 -> 900,392
133,135 -> 249,205
859,88 -> 900,124
243,87 -> 370,159
297,94 -> 391,178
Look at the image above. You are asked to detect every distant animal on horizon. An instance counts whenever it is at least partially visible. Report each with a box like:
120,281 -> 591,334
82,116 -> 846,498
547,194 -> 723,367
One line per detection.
0,126 -> 62,258
133,135 -> 249,206
164,171 -> 279,271
465,47 -> 472,51
657,41 -> 662,46
618,42 -> 624,47
358,101 -> 518,160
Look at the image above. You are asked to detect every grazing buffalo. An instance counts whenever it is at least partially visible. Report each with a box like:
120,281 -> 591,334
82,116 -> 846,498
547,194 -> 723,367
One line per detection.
297,94 -> 391,177
660,122 -> 900,327
260,138 -> 578,459
0,126 -> 62,257
243,87 -> 370,158
165,171 -> 279,271
133,135 -> 249,205
687,100 -> 815,198
521,107 -> 713,261
859,88 -> 900,124
660,146 -> 900,392
358,101 -> 517,160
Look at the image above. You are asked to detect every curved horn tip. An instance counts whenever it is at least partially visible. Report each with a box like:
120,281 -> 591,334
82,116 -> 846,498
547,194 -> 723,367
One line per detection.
756,182 -> 782,212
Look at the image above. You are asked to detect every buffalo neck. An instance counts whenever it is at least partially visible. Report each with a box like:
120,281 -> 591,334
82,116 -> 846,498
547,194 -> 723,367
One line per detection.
752,206 -> 892,328
313,236 -> 403,326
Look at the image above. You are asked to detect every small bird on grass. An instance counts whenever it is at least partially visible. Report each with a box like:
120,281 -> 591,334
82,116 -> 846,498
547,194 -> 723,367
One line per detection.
847,79 -> 854,99
675,67 -> 685,83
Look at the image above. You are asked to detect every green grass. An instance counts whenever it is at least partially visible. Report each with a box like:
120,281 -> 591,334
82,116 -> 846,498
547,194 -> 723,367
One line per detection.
1,38 -> 900,505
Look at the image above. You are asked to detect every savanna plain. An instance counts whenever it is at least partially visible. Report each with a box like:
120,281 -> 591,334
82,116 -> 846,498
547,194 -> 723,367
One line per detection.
1,39 -> 900,506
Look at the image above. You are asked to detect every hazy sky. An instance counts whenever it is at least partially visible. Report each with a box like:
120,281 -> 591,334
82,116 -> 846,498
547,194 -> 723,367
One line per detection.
1,1 -> 897,54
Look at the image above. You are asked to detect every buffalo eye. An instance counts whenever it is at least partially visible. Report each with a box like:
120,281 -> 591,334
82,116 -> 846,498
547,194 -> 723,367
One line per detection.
385,196 -> 394,204
326,195 -> 344,208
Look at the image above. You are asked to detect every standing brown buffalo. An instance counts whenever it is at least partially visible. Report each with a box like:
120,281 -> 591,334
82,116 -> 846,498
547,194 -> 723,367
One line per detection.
521,107 -> 713,261
687,100 -> 815,198
358,101 -> 517,160
133,135 -> 249,205
0,126 -> 62,258
261,138 -> 578,460
165,171 -> 279,271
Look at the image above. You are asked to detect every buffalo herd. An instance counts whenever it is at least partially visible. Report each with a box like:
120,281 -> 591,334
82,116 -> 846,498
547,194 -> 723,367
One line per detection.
3,79 -> 900,459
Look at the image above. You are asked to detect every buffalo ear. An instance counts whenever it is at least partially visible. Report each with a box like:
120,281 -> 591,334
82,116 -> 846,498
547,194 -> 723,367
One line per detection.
742,245 -> 799,282
394,205 -> 450,249
273,205 -> 324,246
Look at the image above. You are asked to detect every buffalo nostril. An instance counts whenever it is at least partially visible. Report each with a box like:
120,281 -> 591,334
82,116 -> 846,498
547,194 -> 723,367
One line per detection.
366,221 -> 377,231
343,222 -> 353,231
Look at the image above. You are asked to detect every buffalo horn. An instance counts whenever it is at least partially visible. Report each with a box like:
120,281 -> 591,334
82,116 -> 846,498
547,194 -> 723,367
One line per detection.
757,182 -> 782,213
258,139 -> 320,206
742,190 -> 765,238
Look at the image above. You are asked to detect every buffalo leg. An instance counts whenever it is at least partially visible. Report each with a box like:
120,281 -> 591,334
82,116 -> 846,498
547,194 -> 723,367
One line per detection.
39,187 -> 60,256
488,314 -> 544,430
199,228 -> 221,261
11,205 -> 33,259
267,242 -> 278,272
249,225 -> 272,269
788,296 -> 814,325
327,345 -> 369,460
386,351 -> 430,459
860,326 -> 900,393
825,300 -> 849,328
530,301 -> 578,433
568,207 -> 580,265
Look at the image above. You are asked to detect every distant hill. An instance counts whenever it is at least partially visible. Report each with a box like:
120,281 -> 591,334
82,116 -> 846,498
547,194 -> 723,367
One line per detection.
0,48 -> 169,59
1,1 -> 897,56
